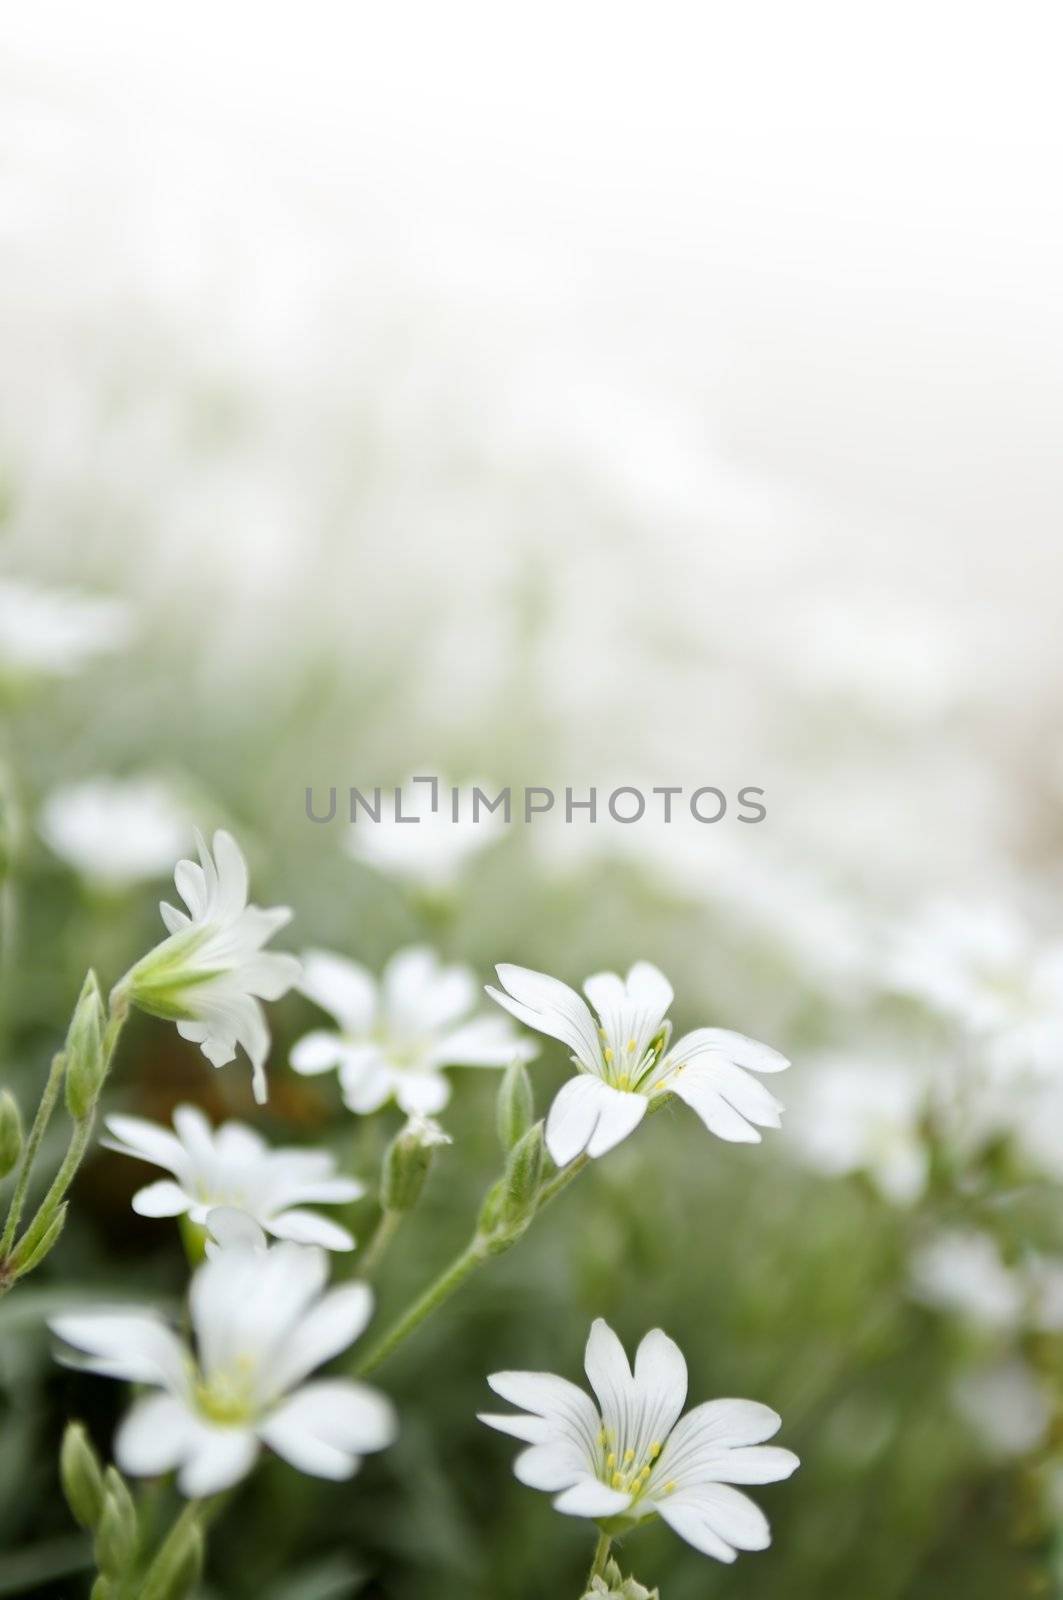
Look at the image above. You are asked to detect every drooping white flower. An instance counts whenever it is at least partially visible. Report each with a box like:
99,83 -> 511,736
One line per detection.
291,946 -> 536,1116
39,776 -> 190,890
889,900 -> 1063,1078
787,1054 -> 929,1205
345,778 -> 504,891
486,962 -> 788,1166
50,1242 -> 397,1496
480,1318 -> 798,1564
119,830 -> 301,1104
0,579 -> 132,682
104,1103 -> 363,1251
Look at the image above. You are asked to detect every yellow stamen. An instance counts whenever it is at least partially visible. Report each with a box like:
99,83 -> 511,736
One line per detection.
624,1448 -> 635,1463
603,1046 -> 614,1063
611,1472 -> 624,1489
606,1452 -> 616,1470
649,1441 -> 661,1459
626,1038 -> 637,1052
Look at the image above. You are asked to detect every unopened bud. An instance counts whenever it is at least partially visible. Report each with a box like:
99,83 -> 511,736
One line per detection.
0,1089 -> 21,1179
10,1201 -> 68,1278
583,1562 -> 659,1600
496,1059 -> 534,1152
65,971 -> 106,1120
380,1115 -> 450,1213
501,1121 -> 544,1225
60,1422 -> 105,1530
94,1468 -> 138,1577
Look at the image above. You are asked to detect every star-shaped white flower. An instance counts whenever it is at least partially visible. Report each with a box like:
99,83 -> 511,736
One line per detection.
291,946 -> 536,1116
787,1054 -> 929,1205
104,1103 -> 364,1251
120,830 -> 301,1104
50,1242 -> 397,1496
0,579 -> 132,682
480,1318 -> 798,1564
39,776 -> 190,891
486,962 -> 788,1166
345,778 -> 504,891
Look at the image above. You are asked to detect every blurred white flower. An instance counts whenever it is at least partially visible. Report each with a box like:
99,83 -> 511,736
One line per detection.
890,901 -> 1063,1078
908,1231 -> 1023,1332
952,1360 -> 1050,1458
344,778 -> 504,891
104,1103 -> 363,1251
480,1317 -> 798,1563
487,962 -> 788,1166
119,830 -> 301,1104
39,776 -> 190,890
51,1243 -> 396,1496
292,945 -> 535,1116
787,1055 -> 928,1205
0,578 -> 132,682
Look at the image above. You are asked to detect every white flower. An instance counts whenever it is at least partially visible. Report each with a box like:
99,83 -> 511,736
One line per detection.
889,900 -> 1063,1078
787,1055 -> 928,1205
291,946 -> 536,1116
908,1230 -> 1024,1332
39,776 -> 190,890
104,1103 -> 363,1251
344,778 -> 504,891
120,830 -> 301,1104
486,962 -> 788,1166
0,579 -> 132,682
480,1318 -> 798,1564
952,1360 -> 1050,1458
50,1242 -> 397,1496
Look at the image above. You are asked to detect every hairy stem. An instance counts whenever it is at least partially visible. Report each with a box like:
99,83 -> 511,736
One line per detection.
357,1208 -> 403,1278
0,1052 -> 65,1259
586,1531 -> 612,1586
352,1152 -> 590,1376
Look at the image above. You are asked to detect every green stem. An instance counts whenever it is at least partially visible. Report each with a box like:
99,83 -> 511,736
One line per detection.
354,1237 -> 487,1376
1,992 -> 128,1288
357,1208 -> 403,1278
353,1152 -> 591,1377
139,1493 -> 219,1600
0,1051 -> 65,1258
586,1531 -> 612,1586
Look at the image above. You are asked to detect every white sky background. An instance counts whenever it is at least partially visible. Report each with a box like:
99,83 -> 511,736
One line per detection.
2,1 -> 1063,869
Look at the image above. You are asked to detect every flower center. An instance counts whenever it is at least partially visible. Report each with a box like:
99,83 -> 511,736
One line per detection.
598,1029 -> 668,1093
596,1428 -> 675,1501
194,1359 -> 257,1426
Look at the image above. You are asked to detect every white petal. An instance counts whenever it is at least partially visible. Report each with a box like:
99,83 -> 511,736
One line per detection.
260,1379 -> 397,1479
300,950 -> 377,1033
552,1479 -> 633,1518
384,948 -> 477,1033
477,1411 -> 552,1444
514,1442 -> 586,1490
131,1181 -> 190,1218
545,1076 -> 611,1166
103,1113 -> 185,1173
429,1014 -> 538,1068
394,1070 -> 451,1116
672,1056 -> 783,1129
115,1393 -> 195,1476
271,1283 -> 374,1393
268,1210 -> 355,1252
177,1425 -> 258,1496
656,1499 -> 737,1562
488,965 -> 603,1069
629,1327 -> 688,1454
290,1030 -> 350,1076
662,1482 -> 770,1551
701,1445 -> 800,1484
669,1069 -> 762,1143
585,1086 -> 647,1158
669,1028 -> 789,1074
584,1318 -> 632,1434
654,1399 -> 782,1489
205,1208 -> 268,1254
50,1311 -> 188,1390
486,1371 -> 601,1457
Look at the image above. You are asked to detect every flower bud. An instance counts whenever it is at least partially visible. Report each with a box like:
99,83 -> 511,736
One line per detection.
501,1121 -> 544,1225
380,1115 -> 450,1213
496,1058 -> 534,1152
0,1089 -> 21,1179
9,1201 -> 67,1278
64,970 -> 106,1120
94,1467 -> 138,1577
583,1561 -> 659,1600
90,1580 -> 113,1600
60,1422 -> 106,1531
